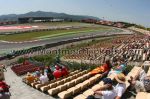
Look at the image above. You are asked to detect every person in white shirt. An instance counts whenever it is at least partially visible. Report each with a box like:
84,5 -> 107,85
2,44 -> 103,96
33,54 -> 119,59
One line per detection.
39,71 -> 49,84
128,67 -> 150,92
93,78 -> 117,99
114,73 -> 126,99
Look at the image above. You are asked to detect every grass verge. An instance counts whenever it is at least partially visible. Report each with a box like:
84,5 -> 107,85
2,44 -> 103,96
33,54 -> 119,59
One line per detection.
0,26 -> 111,42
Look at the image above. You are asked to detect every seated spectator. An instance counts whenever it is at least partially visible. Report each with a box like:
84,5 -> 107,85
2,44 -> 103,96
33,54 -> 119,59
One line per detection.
112,56 -> 118,65
25,72 -> 36,84
39,70 -> 49,84
87,78 -> 116,99
53,66 -> 62,79
0,79 -> 11,99
128,66 -> 150,92
108,63 -> 126,76
33,68 -> 40,77
33,69 -> 41,82
44,66 -> 54,81
61,66 -> 69,77
55,65 -> 61,71
90,59 -> 112,76
114,73 -> 126,99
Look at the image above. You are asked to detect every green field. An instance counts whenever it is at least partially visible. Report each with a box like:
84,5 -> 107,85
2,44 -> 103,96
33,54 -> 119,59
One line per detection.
0,23 -> 112,41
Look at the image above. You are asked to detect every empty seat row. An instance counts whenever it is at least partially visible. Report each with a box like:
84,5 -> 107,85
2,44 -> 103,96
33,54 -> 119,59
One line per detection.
58,74 -> 102,99
48,72 -> 91,96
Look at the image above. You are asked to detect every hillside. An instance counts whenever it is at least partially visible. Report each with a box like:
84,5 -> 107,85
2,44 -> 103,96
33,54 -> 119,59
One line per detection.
0,11 -> 100,21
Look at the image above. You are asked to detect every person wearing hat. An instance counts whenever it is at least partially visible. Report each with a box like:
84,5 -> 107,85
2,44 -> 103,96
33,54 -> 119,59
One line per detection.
114,73 -> 126,99
91,78 -> 116,99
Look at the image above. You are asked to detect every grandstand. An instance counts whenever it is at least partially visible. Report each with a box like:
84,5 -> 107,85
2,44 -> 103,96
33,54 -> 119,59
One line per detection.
11,32 -> 149,99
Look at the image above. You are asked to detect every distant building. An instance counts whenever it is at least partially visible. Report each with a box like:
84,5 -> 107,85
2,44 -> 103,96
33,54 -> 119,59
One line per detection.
18,17 -> 67,23
18,17 -> 54,23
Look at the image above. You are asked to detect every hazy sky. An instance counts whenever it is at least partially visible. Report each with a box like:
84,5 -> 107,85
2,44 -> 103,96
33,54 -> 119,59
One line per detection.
0,0 -> 150,27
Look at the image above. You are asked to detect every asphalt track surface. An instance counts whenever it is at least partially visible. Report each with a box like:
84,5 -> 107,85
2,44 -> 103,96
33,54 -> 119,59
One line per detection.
0,29 -> 133,54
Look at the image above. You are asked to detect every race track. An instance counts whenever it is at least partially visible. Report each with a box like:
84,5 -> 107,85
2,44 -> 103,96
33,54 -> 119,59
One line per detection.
0,29 -> 133,55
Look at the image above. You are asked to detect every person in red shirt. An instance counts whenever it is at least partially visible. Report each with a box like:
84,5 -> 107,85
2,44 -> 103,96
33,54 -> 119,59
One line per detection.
53,66 -> 62,79
55,65 -> 61,70
61,66 -> 69,77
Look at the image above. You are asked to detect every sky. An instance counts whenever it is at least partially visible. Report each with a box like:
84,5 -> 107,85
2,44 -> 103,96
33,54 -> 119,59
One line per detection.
0,0 -> 150,27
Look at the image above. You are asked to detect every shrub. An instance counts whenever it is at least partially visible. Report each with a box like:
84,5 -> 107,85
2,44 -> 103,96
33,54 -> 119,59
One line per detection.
33,55 -> 55,66
61,61 -> 97,71
17,57 -> 26,63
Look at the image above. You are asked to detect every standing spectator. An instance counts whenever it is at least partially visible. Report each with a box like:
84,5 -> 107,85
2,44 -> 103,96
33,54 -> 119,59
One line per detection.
0,64 -> 7,72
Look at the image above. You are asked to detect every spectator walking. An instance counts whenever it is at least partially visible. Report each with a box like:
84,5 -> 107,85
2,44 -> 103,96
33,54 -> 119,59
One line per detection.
0,79 -> 11,99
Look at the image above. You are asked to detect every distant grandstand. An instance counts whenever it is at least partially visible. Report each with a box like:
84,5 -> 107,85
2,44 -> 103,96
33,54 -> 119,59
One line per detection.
18,17 -> 65,23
